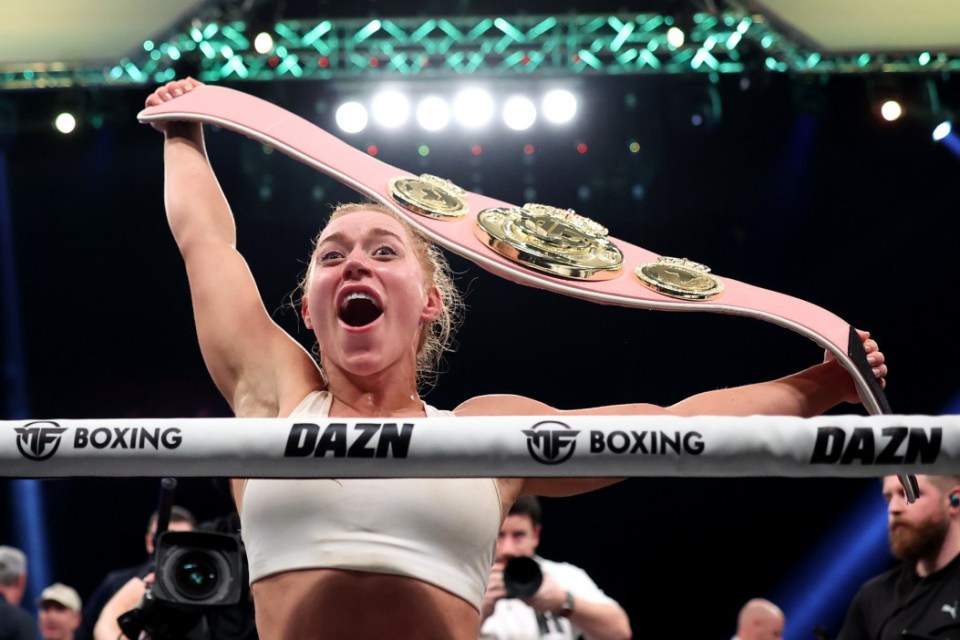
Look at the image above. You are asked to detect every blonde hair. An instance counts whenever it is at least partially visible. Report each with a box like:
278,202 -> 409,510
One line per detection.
296,202 -> 463,390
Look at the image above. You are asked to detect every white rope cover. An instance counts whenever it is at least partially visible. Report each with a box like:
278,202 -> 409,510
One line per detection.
0,415 -> 954,478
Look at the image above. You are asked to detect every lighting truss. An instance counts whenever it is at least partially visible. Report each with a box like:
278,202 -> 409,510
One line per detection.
3,12 -> 960,89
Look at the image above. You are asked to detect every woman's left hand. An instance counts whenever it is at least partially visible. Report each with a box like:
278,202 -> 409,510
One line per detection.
825,328 -> 887,402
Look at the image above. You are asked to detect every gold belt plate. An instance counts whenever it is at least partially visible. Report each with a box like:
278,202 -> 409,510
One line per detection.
634,257 -> 724,300
473,203 -> 624,280
388,174 -> 469,219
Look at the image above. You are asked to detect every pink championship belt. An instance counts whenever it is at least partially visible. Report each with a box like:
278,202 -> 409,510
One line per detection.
137,85 -> 916,499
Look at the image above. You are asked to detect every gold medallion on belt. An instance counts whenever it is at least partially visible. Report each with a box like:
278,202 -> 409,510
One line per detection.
473,203 -> 624,280
634,256 -> 724,300
388,174 -> 469,219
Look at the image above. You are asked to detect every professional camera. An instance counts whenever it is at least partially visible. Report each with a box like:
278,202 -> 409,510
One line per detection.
153,531 -> 243,607
503,556 -> 543,598
118,531 -> 243,640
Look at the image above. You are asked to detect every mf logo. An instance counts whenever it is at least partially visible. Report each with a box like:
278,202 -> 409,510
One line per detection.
523,421 -> 579,465
15,421 -> 68,461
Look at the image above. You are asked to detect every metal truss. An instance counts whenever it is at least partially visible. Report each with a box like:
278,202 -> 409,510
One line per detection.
3,12 -> 959,89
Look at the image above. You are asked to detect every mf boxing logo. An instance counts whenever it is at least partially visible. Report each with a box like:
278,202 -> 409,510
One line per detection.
523,421 -> 579,465
14,422 -> 184,461
15,421 -> 68,461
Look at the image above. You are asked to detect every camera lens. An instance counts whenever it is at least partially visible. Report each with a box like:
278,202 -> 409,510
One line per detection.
173,551 -> 220,600
503,556 -> 543,598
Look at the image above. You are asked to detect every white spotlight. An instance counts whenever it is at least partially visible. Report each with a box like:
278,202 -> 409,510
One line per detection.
335,101 -> 369,134
371,90 -> 410,129
453,88 -> 494,128
880,100 -> 903,122
253,32 -> 274,55
667,26 -> 685,48
417,96 -> 451,132
542,89 -> 577,124
933,120 -> 952,141
54,112 -> 77,134
503,96 -> 537,131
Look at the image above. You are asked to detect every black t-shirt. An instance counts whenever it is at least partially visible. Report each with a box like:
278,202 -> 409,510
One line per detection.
0,593 -> 37,640
838,554 -> 960,640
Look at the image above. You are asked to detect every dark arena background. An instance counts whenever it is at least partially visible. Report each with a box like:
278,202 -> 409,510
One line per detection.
2,1 -> 960,638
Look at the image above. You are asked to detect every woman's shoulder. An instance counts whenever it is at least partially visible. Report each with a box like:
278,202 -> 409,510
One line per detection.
285,388 -> 331,417
454,393 -> 558,417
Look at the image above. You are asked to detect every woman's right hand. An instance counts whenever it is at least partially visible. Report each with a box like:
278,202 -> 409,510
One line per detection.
143,77 -> 204,133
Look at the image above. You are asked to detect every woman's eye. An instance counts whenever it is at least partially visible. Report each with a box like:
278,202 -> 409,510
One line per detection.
319,250 -> 344,262
373,246 -> 397,257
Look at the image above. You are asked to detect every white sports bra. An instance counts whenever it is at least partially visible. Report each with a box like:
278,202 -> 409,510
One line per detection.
239,390 -> 502,610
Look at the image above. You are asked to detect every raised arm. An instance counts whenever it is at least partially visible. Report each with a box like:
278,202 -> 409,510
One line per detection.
459,330 -> 887,497
145,79 -> 322,416
668,329 -> 886,417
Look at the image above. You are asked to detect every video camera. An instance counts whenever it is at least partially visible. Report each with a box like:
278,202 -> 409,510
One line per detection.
118,530 -> 243,640
118,479 -> 244,640
152,531 -> 243,607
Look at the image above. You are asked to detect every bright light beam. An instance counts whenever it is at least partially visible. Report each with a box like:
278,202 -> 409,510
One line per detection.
932,121 -> 952,141
453,88 -> 494,129
416,96 -> 451,132
880,100 -> 903,122
335,101 -> 368,134
503,96 -> 536,131
54,112 -> 76,134
371,90 -> 410,129
542,89 -> 577,124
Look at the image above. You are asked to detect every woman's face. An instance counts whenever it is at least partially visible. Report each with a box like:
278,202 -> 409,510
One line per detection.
303,209 -> 441,378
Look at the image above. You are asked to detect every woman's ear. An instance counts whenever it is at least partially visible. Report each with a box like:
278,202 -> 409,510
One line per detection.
420,285 -> 442,324
302,296 -> 313,329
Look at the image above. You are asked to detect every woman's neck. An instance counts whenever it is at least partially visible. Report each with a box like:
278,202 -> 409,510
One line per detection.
324,368 -> 424,417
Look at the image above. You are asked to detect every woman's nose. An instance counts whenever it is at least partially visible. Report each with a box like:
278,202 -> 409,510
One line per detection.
342,251 -> 373,278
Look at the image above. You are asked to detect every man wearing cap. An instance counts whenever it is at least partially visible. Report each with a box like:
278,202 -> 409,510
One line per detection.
0,544 -> 37,639
37,584 -> 81,640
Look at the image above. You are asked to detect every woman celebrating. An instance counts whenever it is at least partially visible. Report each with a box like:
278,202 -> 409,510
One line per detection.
140,78 -> 886,640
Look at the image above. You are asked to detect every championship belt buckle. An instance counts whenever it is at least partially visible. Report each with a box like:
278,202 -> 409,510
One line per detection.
634,256 -> 725,300
473,202 -> 624,280
388,174 -> 469,219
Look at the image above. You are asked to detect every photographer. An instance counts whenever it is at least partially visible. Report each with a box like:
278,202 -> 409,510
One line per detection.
93,512 -> 255,640
480,497 -> 631,640
78,507 -> 196,640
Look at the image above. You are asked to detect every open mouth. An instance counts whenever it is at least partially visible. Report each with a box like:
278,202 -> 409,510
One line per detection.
339,291 -> 383,327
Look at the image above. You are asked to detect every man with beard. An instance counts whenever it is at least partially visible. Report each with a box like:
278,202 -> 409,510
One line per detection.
837,474 -> 960,640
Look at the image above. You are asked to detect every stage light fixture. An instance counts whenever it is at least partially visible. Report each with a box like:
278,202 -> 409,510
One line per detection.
666,26 -> 685,49
932,121 -> 960,159
932,120 -> 952,141
416,96 -> 451,132
503,96 -> 536,131
253,32 -> 274,55
879,99 -> 903,122
542,89 -> 577,124
54,112 -> 77,135
865,75 -> 936,125
335,101 -> 368,134
371,90 -> 410,129
453,88 -> 494,129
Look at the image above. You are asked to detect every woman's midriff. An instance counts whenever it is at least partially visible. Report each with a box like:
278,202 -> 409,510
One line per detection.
250,567 -> 482,640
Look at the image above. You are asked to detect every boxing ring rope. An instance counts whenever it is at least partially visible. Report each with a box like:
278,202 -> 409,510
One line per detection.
1,415 -> 954,478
